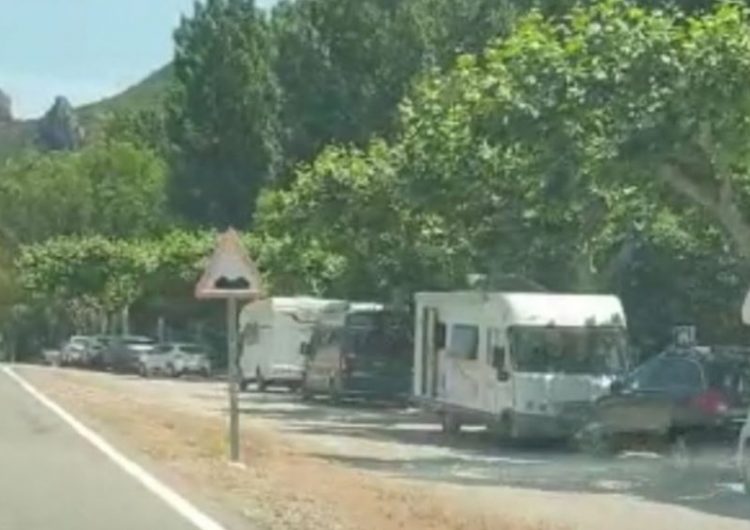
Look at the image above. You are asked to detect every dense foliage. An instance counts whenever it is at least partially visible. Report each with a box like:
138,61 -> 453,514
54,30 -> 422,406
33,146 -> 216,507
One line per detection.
3,0 -> 750,356
168,0 -> 282,227
257,0 -> 750,347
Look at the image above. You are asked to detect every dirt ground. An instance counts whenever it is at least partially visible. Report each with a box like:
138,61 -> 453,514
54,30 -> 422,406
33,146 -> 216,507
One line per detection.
15,366 -> 750,530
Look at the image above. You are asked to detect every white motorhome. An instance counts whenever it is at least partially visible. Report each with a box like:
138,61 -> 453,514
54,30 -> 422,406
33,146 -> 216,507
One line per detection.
239,297 -> 347,391
413,291 -> 628,438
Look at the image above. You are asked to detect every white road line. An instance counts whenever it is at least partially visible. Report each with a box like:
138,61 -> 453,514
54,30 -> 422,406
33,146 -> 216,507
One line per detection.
1,366 -> 227,530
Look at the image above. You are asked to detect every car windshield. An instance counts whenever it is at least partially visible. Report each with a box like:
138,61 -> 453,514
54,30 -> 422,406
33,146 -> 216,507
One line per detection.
510,326 -> 626,375
626,356 -> 704,394
343,311 -> 411,358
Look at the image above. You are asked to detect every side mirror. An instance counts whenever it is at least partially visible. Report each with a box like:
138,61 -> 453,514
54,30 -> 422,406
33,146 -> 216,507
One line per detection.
300,342 -> 311,357
497,370 -> 511,382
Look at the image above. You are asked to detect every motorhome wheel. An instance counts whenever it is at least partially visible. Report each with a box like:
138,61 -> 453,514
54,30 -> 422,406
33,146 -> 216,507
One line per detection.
256,368 -> 268,392
441,413 -> 461,435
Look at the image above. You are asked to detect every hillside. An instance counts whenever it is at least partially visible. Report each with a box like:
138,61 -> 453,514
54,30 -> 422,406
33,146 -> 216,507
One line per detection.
77,64 -> 173,124
0,64 -> 172,162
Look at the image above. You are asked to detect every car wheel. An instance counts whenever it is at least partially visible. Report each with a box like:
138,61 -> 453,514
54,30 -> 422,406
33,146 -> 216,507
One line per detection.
256,369 -> 268,392
742,441 -> 750,494
327,376 -> 341,404
575,422 -> 614,457
138,364 -> 148,378
669,433 -> 692,470
441,412 -> 461,435
166,364 -> 177,378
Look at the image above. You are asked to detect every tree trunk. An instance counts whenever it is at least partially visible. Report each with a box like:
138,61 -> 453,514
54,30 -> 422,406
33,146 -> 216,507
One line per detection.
659,163 -> 750,259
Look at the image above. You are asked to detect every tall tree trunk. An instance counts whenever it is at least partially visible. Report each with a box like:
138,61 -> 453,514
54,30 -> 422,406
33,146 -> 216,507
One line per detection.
660,163 -> 750,259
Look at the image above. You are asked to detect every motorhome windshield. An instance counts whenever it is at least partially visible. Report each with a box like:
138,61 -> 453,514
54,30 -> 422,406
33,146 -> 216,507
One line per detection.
343,311 -> 411,357
510,326 -> 626,375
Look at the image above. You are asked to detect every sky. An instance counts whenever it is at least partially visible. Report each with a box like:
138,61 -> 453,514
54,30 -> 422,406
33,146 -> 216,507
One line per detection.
0,0 -> 277,119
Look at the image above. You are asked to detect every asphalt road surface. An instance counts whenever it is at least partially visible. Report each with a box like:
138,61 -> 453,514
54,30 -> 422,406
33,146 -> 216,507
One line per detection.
0,369 -> 210,530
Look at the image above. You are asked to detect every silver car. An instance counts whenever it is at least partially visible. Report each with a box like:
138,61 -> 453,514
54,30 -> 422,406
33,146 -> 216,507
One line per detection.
138,342 -> 212,378
60,336 -> 95,367
104,335 -> 157,373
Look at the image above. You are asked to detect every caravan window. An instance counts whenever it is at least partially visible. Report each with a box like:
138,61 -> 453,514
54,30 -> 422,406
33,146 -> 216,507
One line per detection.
449,325 -> 478,360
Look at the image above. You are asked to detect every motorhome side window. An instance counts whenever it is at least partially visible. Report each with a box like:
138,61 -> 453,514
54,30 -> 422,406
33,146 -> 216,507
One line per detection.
449,324 -> 478,360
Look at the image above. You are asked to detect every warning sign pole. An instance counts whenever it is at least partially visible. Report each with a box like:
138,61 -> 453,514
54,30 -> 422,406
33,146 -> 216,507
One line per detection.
195,228 -> 263,464
227,297 -> 240,462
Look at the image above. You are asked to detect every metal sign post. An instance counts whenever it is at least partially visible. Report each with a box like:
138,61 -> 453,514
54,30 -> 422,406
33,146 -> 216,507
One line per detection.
195,229 -> 263,463
226,297 -> 240,461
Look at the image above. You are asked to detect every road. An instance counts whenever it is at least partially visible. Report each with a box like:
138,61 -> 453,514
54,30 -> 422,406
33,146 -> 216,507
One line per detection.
0,368 -> 214,530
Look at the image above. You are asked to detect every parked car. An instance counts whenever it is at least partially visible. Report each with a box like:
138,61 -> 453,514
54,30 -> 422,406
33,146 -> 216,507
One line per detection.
60,336 -> 89,366
103,335 -> 157,373
301,304 -> 413,402
137,342 -> 212,378
87,335 -> 114,368
60,335 -> 107,367
577,346 -> 750,456
738,411 -> 750,493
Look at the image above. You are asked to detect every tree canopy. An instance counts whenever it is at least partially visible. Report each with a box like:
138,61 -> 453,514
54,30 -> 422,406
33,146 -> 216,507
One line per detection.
3,0 -> 750,354
256,0 -> 750,345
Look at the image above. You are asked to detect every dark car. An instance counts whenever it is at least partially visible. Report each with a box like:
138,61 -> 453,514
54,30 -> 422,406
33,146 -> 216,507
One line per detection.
88,335 -> 115,368
301,306 -> 412,402
577,346 -> 750,455
103,335 -> 157,373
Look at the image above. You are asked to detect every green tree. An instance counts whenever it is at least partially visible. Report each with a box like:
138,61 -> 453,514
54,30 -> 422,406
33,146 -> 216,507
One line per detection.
271,0 -> 522,168
258,1 -> 750,346
0,141 -> 168,245
168,0 -> 281,228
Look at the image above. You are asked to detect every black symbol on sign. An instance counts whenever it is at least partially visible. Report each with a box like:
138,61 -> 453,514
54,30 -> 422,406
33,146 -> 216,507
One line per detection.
214,277 -> 251,290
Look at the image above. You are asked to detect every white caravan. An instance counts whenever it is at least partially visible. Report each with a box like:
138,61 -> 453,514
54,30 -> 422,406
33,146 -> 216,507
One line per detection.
239,297 -> 347,391
413,291 -> 628,438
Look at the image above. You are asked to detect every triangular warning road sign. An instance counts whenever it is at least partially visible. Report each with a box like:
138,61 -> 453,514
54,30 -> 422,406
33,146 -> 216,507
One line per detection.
195,228 -> 263,299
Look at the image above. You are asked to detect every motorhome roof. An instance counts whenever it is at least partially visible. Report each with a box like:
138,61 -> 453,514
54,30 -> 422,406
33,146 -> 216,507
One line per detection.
268,297 -> 348,313
415,291 -> 625,327
348,302 -> 385,313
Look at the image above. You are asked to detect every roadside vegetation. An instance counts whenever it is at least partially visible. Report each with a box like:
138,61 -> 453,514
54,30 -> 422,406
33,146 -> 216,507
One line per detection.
2,0 -> 750,358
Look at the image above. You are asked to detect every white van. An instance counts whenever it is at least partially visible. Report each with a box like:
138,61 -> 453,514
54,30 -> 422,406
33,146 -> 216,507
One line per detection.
239,297 -> 347,391
413,291 -> 628,438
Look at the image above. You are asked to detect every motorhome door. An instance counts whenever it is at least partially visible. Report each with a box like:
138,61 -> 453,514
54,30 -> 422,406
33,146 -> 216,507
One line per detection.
420,307 -> 443,397
486,327 -> 513,414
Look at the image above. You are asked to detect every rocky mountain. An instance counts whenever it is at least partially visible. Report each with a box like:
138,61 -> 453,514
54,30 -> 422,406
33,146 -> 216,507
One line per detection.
0,90 -> 12,123
36,96 -> 84,151
0,64 -> 172,160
